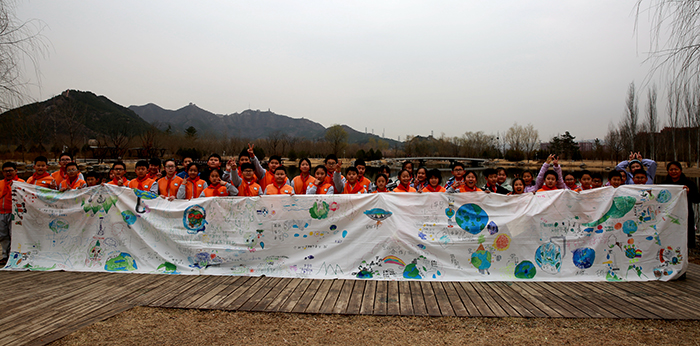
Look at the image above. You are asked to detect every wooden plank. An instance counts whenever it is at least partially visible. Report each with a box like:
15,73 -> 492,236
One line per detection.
420,282 -> 441,316
373,281 -> 387,315
398,281 -> 413,316
265,278 -> 303,312
529,282 -> 588,318
277,279 -> 313,313
440,282 -> 468,317
217,277 -> 262,310
359,280 -> 377,315
489,282 -> 544,318
146,275 -> 203,307
386,281 -> 400,315
319,279 -> 345,314
227,276 -> 273,310
534,282 -> 597,318
125,274 -> 188,305
456,282 -> 494,317
197,276 -> 247,309
509,282 -> 566,318
172,276 -> 227,308
186,276 -> 243,309
547,282 -> 616,318
291,279 -> 323,313
577,282 -> 655,319
470,283 -> 509,317
449,282 -> 482,316
430,282 -> 455,317
251,278 -> 293,312
345,280 -> 365,315
609,281 -> 700,319
159,276 -> 211,308
409,281 -> 428,316
332,280 -> 355,314
238,277 -> 283,311
305,279 -> 334,313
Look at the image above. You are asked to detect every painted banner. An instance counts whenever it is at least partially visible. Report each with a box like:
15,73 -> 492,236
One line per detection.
2,182 -> 688,281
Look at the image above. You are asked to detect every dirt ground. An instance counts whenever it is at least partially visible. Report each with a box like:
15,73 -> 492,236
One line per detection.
49,237 -> 700,346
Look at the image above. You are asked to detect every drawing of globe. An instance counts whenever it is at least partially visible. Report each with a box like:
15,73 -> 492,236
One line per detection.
657,189 -> 671,203
456,203 -> 489,234
471,249 -> 491,270
572,247 -> 596,269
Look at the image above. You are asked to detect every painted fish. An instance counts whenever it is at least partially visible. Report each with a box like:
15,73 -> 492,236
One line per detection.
363,208 -> 393,222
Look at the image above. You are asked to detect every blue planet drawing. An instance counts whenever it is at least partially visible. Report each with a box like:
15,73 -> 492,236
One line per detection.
487,220 -> 499,235
572,247 -> 596,269
121,210 -> 138,225
456,203 -> 489,234
622,220 -> 638,236
48,218 -> 69,233
364,208 -> 393,223
535,242 -> 562,274
514,260 -> 537,279
657,189 -> 671,203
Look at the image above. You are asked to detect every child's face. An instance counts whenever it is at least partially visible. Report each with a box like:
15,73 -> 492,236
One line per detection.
580,174 -> 592,187
633,173 -> 647,185
268,159 -> 280,171
34,161 -> 47,175
300,161 -> 310,173
164,162 -> 177,176
452,167 -> 465,179
183,158 -> 193,167
429,176 -> 440,187
399,171 -> 411,185
376,177 -> 387,190
522,172 -> 533,185
113,166 -> 125,178
545,174 -> 557,188
149,164 -> 160,175
210,171 -> 221,185
2,167 -> 16,180
135,166 -> 147,179
592,178 -> 603,188
207,157 -> 220,169
564,175 -> 576,187
242,168 -> 255,180
188,166 -> 199,179
620,171 -> 627,182
513,180 -> 524,193
59,155 -> 71,168
380,168 -> 389,176
347,171 -> 358,183
497,170 -> 507,184
486,174 -> 497,186
356,165 -> 366,177
314,169 -> 326,182
274,170 -> 287,184
630,162 -> 642,171
238,156 -> 250,165
86,177 -> 99,186
416,169 -> 426,182
465,173 -> 477,187
66,166 -> 79,179
610,176 -> 622,188
325,159 -> 337,172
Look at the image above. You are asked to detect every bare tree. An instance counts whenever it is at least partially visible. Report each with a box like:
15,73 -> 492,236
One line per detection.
522,124 -> 539,162
668,81 -> 682,160
324,124 -> 348,157
504,123 -> 525,157
623,82 -> 639,152
645,85 -> 658,159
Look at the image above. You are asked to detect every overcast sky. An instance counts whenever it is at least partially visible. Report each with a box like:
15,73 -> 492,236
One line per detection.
18,1 -> 662,142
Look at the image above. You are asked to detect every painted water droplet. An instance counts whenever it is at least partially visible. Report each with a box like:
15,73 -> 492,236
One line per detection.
342,230 -> 347,238
260,242 -> 264,249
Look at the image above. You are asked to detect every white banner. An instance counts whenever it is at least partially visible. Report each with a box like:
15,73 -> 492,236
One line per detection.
2,182 -> 688,281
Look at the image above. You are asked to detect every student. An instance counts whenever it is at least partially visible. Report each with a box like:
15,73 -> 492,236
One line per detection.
106,162 -> 129,186
496,167 -> 512,192
259,155 -> 284,191
607,170 -> 623,188
52,153 -> 84,186
323,154 -> 343,186
335,166 -> 367,194
537,170 -> 560,192
0,162 -> 24,265
534,155 -> 564,191
483,168 -> 510,194
564,172 -> 581,192
522,170 -> 537,193
176,157 -> 193,179
412,167 -> 428,191
27,156 -> 56,189
58,162 -> 86,191
264,166 -> 294,195
421,169 -> 446,193
591,172 -> 604,189
307,165 -> 334,194
509,178 -> 525,195
447,170 -> 481,192
224,145 -> 265,184
663,161 -> 700,249
632,169 -> 648,185
200,153 -> 222,185
177,163 -> 208,199
619,170 -> 628,185
372,173 -> 390,193
616,152 -> 656,185
393,169 -> 417,193
200,168 -> 237,197
231,163 -> 263,197
374,165 -> 396,191
85,171 -> 100,187
579,170 -> 593,191
291,158 -> 313,195
151,159 -> 183,200
128,160 -> 156,191
147,158 -> 162,180
402,160 -> 414,178
444,162 -> 466,189
354,159 -> 372,192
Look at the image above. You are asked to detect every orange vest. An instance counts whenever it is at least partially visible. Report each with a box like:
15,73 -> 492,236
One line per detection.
258,169 -> 275,190
128,177 -> 155,191
422,185 -> 446,193
358,176 -> 371,191
183,178 -> 207,199
203,182 -> 230,197
266,182 -> 294,195
51,170 -> 68,186
157,176 -> 183,197
393,184 -> 417,193
0,177 -> 24,214
238,179 -> 262,197
537,185 -> 558,192
373,188 -> 389,193
456,184 -> 482,192
59,178 -> 86,190
323,171 -> 343,186
107,177 -> 129,186
27,173 -> 55,188
309,182 -> 334,194
343,181 -> 366,194
292,174 -> 313,195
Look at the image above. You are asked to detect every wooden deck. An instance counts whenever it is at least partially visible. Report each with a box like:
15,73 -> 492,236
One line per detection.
3,264 -> 700,346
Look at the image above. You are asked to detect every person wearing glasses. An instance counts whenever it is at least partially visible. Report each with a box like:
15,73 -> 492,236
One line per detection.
106,162 -> 128,186
151,159 -> 183,201
51,153 -> 84,186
